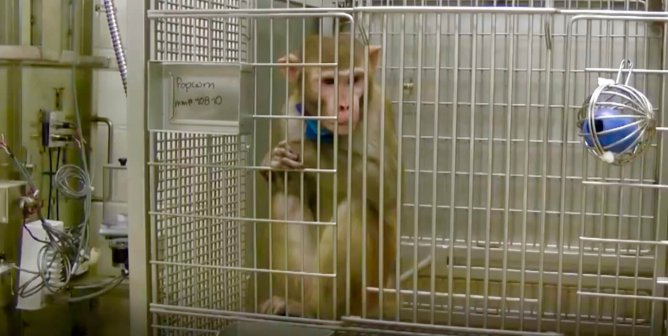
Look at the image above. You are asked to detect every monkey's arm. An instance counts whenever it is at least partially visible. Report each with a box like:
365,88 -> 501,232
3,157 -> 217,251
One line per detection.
260,90 -> 319,183
356,96 -> 400,214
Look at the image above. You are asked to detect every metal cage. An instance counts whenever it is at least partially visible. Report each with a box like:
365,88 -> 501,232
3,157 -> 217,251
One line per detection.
130,0 -> 668,335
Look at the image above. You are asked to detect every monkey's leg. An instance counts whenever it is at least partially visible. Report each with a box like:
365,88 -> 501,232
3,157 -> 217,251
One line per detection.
260,191 -> 319,318
313,201 -> 381,320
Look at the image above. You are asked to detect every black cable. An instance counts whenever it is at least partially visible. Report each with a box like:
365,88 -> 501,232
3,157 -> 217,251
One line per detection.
22,218 -> 49,245
47,148 -> 53,219
55,148 -> 61,220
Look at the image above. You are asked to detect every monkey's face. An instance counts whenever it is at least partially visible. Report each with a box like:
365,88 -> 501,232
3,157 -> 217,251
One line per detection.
314,68 -> 364,135
276,36 -> 382,137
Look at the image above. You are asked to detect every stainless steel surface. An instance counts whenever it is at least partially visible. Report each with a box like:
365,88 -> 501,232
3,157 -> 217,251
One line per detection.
132,1 -> 668,335
126,0 -> 149,334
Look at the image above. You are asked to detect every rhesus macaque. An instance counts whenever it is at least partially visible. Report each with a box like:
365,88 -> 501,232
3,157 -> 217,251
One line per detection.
259,34 -> 400,321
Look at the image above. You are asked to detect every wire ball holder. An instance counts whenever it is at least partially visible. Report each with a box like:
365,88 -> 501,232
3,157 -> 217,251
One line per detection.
576,59 -> 657,165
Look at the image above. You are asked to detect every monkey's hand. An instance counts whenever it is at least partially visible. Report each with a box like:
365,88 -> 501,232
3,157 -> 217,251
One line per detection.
271,140 -> 303,170
261,140 -> 303,181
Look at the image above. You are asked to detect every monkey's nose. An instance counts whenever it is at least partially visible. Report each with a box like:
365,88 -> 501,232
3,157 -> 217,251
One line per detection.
339,104 -> 349,112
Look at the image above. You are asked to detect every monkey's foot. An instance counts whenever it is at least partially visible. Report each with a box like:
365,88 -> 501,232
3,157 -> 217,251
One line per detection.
259,296 -> 303,317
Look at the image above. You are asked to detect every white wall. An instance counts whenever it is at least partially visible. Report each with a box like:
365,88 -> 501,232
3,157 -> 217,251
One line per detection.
90,0 -> 129,277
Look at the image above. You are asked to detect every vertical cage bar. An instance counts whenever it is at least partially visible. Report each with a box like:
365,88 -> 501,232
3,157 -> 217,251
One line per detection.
447,10 -> 460,326
251,8 -> 258,314
411,10 -> 424,324
483,10 -> 497,329
362,11 -> 370,319
299,2 -> 307,318
651,12 -> 668,336
316,16 -> 323,321
379,10 -> 389,320
465,10 -> 478,329
429,11 -> 442,326
501,11 -> 516,329
519,12 -> 534,331
395,11 -> 406,322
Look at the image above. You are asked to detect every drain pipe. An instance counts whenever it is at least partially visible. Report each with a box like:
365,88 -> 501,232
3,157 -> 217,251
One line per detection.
102,0 -> 127,95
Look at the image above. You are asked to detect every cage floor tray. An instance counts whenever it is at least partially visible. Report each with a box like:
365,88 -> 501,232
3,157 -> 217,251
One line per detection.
220,320 -> 335,336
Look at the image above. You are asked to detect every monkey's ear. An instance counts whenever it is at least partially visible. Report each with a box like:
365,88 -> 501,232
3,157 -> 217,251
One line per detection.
277,53 -> 301,83
368,45 -> 382,72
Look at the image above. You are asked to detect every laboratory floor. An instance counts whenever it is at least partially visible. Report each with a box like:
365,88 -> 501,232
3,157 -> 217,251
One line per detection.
4,282 -> 129,336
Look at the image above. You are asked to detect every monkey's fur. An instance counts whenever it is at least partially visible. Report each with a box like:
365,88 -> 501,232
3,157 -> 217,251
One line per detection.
260,34 -> 400,320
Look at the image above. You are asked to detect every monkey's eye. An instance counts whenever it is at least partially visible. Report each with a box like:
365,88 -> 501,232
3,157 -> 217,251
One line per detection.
353,75 -> 363,83
322,78 -> 335,85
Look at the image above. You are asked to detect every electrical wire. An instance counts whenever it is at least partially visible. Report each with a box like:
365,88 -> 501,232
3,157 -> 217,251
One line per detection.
0,0 -> 117,303
47,149 -> 54,219
0,60 -> 91,299
68,269 -> 127,303
10,264 -> 40,275
65,0 -> 94,282
56,148 -> 62,220
54,164 -> 92,199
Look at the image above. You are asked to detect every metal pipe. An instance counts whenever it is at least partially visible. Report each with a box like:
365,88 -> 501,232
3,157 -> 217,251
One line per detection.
582,180 -> 668,189
585,67 -> 668,74
579,236 -> 668,245
92,116 -> 113,202
577,291 -> 668,302
146,9 -> 355,21
149,260 -> 335,278
342,316 -> 564,336
145,7 -> 668,18
103,0 -> 127,95
92,116 -> 113,164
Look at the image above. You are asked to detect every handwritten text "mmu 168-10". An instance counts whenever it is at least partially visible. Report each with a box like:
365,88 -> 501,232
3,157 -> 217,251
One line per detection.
174,96 -> 224,107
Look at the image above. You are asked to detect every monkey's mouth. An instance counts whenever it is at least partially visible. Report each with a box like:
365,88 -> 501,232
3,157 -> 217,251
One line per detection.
331,121 -> 348,128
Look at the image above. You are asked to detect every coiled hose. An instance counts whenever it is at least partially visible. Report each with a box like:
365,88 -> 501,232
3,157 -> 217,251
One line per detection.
103,0 -> 127,95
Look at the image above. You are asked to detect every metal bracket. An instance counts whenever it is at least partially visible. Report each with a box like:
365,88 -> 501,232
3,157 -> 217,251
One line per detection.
54,87 -> 64,110
94,3 -> 117,14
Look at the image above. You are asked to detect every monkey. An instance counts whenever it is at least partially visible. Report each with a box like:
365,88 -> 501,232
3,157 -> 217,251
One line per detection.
258,33 -> 401,321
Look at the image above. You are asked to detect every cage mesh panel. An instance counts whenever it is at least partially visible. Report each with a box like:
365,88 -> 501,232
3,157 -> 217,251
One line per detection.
151,130 -> 247,334
357,10 -> 664,335
153,0 -> 249,62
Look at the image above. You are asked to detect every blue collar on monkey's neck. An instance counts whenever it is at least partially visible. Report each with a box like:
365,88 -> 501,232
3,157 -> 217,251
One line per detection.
295,103 -> 334,144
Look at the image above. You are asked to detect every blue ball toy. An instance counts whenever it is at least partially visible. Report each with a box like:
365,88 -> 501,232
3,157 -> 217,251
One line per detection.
576,60 -> 656,165
581,106 -> 639,154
